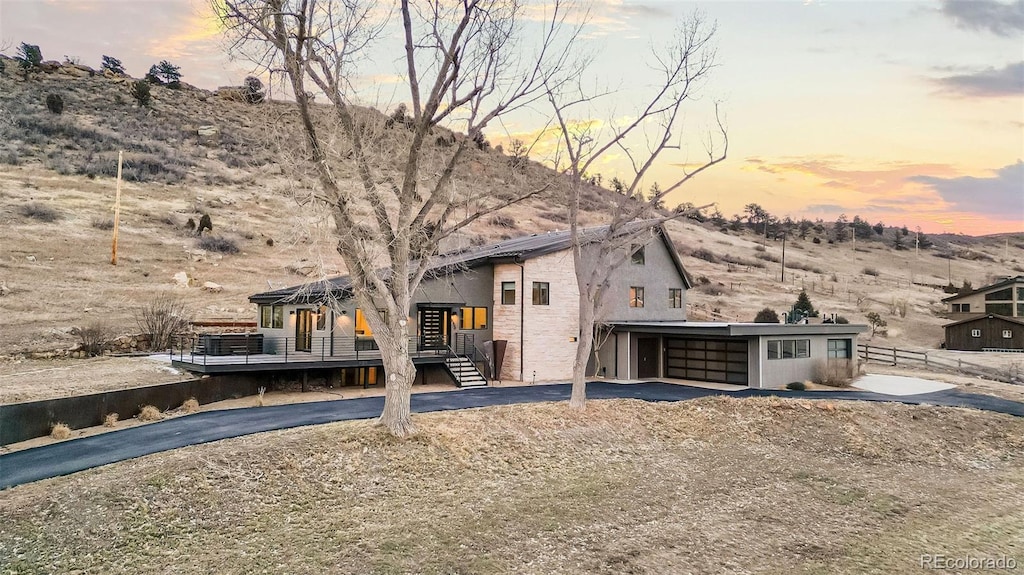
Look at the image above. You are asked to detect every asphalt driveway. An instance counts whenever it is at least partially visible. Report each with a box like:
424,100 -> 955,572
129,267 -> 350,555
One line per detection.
2,382 -> 1022,490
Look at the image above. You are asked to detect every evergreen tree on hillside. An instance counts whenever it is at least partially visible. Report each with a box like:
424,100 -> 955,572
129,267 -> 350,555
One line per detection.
101,55 -> 125,75
792,289 -> 818,319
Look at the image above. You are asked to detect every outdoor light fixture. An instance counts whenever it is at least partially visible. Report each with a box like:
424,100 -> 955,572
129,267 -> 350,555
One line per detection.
289,310 -> 296,315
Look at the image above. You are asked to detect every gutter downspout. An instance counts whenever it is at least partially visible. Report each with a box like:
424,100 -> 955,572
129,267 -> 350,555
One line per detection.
514,257 -> 525,381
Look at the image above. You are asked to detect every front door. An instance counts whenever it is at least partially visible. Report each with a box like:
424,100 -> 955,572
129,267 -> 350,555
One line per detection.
637,337 -> 659,378
295,309 -> 313,352
419,308 -> 450,350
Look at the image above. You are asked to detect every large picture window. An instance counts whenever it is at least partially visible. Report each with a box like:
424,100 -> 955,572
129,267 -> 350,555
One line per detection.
460,307 -> 488,330
316,306 -> 327,330
630,286 -> 645,308
532,282 -> 550,305
501,281 -> 516,305
355,309 -> 386,336
986,303 -> 1013,315
768,339 -> 810,360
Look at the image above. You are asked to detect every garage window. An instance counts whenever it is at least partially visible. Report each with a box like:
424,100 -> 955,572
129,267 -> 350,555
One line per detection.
768,339 -> 810,360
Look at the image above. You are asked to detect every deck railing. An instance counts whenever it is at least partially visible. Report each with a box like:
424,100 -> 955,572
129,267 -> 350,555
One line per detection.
171,334 -> 448,367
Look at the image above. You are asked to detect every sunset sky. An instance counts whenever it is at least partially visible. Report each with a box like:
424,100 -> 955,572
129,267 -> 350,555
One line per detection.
1,0 -> 1021,235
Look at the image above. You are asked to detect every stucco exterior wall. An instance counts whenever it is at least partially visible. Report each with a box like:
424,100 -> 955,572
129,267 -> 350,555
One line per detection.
599,235 -> 688,323
757,333 -> 859,389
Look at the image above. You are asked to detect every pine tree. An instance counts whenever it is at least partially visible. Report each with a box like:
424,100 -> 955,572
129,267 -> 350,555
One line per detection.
792,289 -> 818,318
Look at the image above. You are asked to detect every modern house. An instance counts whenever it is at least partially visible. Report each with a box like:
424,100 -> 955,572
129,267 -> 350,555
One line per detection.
942,276 -> 1024,351
941,276 -> 1024,317
172,224 -> 866,388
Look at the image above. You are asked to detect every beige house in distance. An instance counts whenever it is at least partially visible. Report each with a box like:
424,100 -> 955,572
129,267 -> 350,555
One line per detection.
942,275 -> 1024,318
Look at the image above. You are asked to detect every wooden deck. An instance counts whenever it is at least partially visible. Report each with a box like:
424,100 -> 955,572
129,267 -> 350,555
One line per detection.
170,351 -> 448,374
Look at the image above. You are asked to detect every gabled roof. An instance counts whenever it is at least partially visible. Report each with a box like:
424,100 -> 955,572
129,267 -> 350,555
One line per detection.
943,313 -> 1024,329
941,275 -> 1024,303
250,222 -> 692,305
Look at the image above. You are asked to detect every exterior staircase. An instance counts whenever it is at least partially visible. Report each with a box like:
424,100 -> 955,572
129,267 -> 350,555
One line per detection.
444,356 -> 488,388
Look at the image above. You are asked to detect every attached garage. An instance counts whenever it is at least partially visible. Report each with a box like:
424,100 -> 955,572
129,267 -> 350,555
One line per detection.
664,338 -> 749,385
596,321 -> 867,389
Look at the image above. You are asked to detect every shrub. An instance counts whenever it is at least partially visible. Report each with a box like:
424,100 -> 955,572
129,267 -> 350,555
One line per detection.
812,237 -> 821,244
137,405 -> 163,422
835,315 -> 849,324
692,247 -> 718,263
489,214 -> 516,228
18,202 -> 61,222
507,139 -> 529,172
862,266 -> 879,276
812,359 -> 855,387
470,130 -> 489,150
197,213 -> 213,235
101,55 -> 126,75
181,398 -> 200,413
754,308 -> 780,323
131,79 -> 152,107
77,322 -> 109,357
136,298 -> 193,351
785,381 -> 806,391
754,252 -> 780,263
865,311 -> 887,337
15,42 -> 43,74
50,422 -> 71,440
45,93 -> 64,114
103,413 -> 119,427
243,75 -> 265,104
197,236 -> 240,254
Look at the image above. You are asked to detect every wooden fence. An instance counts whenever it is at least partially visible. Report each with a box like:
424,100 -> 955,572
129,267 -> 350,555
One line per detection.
858,344 -> 1021,385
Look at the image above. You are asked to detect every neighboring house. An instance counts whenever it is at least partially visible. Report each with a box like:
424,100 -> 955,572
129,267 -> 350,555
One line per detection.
941,276 -> 1024,317
172,224 -> 866,389
944,315 -> 1024,352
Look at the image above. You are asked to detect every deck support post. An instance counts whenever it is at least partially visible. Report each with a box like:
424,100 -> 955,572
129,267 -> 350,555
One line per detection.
302,371 -> 308,393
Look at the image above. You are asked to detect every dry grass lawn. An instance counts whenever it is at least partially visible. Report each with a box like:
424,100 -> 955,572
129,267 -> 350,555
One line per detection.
0,355 -> 192,405
2,397 -> 1022,574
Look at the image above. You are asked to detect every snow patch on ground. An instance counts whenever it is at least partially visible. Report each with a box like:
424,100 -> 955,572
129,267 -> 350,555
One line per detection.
854,374 -> 956,396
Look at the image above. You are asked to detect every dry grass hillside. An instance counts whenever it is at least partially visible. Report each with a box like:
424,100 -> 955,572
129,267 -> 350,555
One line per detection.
1,60 -> 1021,357
2,398 -> 1022,574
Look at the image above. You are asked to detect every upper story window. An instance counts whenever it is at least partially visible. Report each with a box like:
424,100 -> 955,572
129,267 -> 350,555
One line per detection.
669,288 -> 683,309
951,303 -> 971,313
985,287 -> 1013,301
631,244 -> 645,265
260,305 -> 284,329
460,307 -> 488,330
630,286 -> 645,308
501,281 -> 516,305
532,282 -> 550,305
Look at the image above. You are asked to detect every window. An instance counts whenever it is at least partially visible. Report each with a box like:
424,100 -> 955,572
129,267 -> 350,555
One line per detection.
316,306 -> 327,330
1018,303 -> 1024,317
355,309 -> 386,336
971,329 -> 981,338
1018,287 -> 1024,300
986,303 -> 1013,315
669,288 -> 683,309
631,244 -> 645,265
952,303 -> 971,313
1003,329 -> 1013,339
768,339 -> 811,360
630,286 -> 645,308
985,287 -> 1013,301
460,307 -> 488,330
260,305 -> 284,329
532,282 -> 550,305
501,281 -> 516,305
827,338 -> 851,359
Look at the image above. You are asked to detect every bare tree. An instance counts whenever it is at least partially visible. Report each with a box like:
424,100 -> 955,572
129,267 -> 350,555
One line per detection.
546,12 -> 727,409
214,0 -> 578,436
137,298 -> 194,351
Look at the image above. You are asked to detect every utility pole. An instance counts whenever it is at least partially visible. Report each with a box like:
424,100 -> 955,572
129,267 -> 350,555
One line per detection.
110,151 -> 123,265
781,232 -> 787,283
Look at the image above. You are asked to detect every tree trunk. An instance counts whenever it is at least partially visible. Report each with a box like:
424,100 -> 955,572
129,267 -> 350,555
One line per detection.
377,321 -> 417,437
569,293 -> 596,410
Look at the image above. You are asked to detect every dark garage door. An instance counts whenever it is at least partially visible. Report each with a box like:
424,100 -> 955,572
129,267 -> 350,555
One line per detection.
665,338 -> 748,385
